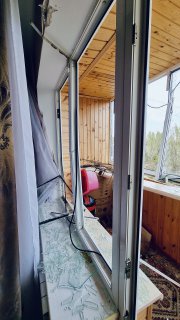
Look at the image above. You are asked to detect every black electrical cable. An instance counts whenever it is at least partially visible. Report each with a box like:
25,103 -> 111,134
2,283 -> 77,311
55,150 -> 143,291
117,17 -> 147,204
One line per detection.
37,171 -> 76,223
68,168 -> 109,266
60,175 -> 73,193
36,117 -> 109,267
37,175 -> 60,188
37,174 -> 72,194
61,193 -> 75,225
39,213 -> 69,225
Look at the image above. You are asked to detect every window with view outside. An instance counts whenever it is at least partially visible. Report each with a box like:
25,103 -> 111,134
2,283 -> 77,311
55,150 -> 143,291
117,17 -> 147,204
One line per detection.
144,76 -> 168,172
163,69 -> 180,176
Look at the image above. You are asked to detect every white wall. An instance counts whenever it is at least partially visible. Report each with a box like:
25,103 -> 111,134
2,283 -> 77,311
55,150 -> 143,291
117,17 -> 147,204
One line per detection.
37,89 -> 58,164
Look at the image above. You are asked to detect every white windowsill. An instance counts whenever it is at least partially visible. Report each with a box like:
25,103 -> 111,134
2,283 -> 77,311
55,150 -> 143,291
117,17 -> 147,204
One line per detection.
83,207 -> 163,313
38,179 -> 119,320
143,180 -> 180,200
38,179 -> 163,319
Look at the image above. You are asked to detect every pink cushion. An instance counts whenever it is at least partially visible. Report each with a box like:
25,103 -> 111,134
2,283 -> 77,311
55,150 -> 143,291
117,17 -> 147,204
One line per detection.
81,169 -> 99,195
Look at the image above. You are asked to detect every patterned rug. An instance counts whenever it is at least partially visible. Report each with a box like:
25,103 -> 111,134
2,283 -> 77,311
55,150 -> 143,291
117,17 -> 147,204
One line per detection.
141,265 -> 180,320
141,246 -> 180,284
104,226 -> 180,319
141,246 -> 180,320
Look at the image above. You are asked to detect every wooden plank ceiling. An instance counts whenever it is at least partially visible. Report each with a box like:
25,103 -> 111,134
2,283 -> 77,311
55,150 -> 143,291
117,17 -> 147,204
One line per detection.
62,0 -> 180,100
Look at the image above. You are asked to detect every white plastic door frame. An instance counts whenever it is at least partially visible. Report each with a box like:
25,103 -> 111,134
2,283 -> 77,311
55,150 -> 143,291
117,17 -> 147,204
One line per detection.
112,0 -> 151,318
68,59 -> 84,230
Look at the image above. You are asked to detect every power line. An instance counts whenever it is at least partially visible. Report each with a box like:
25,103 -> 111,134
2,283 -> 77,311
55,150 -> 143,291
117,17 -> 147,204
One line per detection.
147,80 -> 180,109
147,103 -> 167,109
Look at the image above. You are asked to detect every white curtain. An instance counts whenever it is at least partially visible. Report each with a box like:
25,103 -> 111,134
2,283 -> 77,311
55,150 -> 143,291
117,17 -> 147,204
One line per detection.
29,88 -> 59,187
5,1 -> 40,318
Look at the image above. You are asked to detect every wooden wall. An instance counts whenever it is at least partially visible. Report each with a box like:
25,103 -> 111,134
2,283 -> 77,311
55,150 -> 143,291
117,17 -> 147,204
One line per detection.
79,97 -> 110,164
142,190 -> 180,264
60,94 -> 71,194
61,94 -> 110,171
60,93 -> 110,198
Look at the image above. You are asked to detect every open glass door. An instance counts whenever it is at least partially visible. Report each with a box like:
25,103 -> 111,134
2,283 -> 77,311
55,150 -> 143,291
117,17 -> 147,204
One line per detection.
57,1 -> 153,319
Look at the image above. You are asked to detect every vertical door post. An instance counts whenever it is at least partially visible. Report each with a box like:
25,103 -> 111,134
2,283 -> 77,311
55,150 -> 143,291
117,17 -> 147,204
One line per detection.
69,59 -> 84,229
112,0 -> 151,318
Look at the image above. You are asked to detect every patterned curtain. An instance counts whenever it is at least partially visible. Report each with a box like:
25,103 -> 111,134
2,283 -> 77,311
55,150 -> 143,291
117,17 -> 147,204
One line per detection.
0,2 -> 21,319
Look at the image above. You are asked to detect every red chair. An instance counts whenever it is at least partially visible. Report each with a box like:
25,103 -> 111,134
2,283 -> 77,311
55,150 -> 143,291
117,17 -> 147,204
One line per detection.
81,169 -> 99,214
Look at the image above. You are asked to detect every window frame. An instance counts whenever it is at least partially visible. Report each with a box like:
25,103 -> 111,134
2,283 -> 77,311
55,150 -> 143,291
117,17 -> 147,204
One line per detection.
156,68 -> 180,180
136,67 -> 180,182
57,0 -> 151,318
143,74 -> 169,176
155,72 -> 174,180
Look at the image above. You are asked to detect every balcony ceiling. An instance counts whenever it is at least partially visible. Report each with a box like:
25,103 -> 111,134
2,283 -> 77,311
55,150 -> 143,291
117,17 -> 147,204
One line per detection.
37,0 -> 180,99
63,0 -> 180,99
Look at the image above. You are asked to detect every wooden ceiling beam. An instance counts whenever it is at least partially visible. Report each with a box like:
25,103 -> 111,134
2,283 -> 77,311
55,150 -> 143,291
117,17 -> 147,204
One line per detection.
79,33 -> 115,82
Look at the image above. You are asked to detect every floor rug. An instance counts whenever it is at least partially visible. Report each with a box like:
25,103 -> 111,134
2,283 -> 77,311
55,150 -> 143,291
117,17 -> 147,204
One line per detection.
141,246 -> 180,320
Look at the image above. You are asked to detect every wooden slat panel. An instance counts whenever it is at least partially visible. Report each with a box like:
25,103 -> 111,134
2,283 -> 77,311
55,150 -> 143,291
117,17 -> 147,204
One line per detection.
79,100 -> 83,160
60,94 -> 71,198
80,34 -> 115,81
105,103 -> 110,164
148,62 -> 165,73
110,2 -> 116,14
150,56 -> 174,68
77,0 -> 180,99
150,48 -> 177,63
98,100 -> 103,162
142,189 -> 180,263
61,96 -> 111,195
101,12 -> 116,31
137,307 -> 148,320
78,97 -> 110,164
90,71 -> 115,81
102,103 -> 106,163
80,87 -> 114,100
94,100 -> 99,161
88,39 -> 106,51
94,27 -> 114,42
100,58 -> 115,68
83,49 -> 100,59
87,99 -> 91,160
79,56 -> 94,66
81,77 -> 115,88
151,25 -> 180,51
95,62 -> 115,72
162,197 -> 179,260
151,37 -> 179,58
93,66 -> 115,76
152,10 -> 180,39
83,98 -> 88,161
90,101 -> 95,161
152,0 -> 180,25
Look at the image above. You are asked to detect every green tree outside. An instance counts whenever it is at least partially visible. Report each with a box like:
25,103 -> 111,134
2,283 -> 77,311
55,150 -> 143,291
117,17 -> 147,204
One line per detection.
144,131 -> 162,171
144,125 -> 180,175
